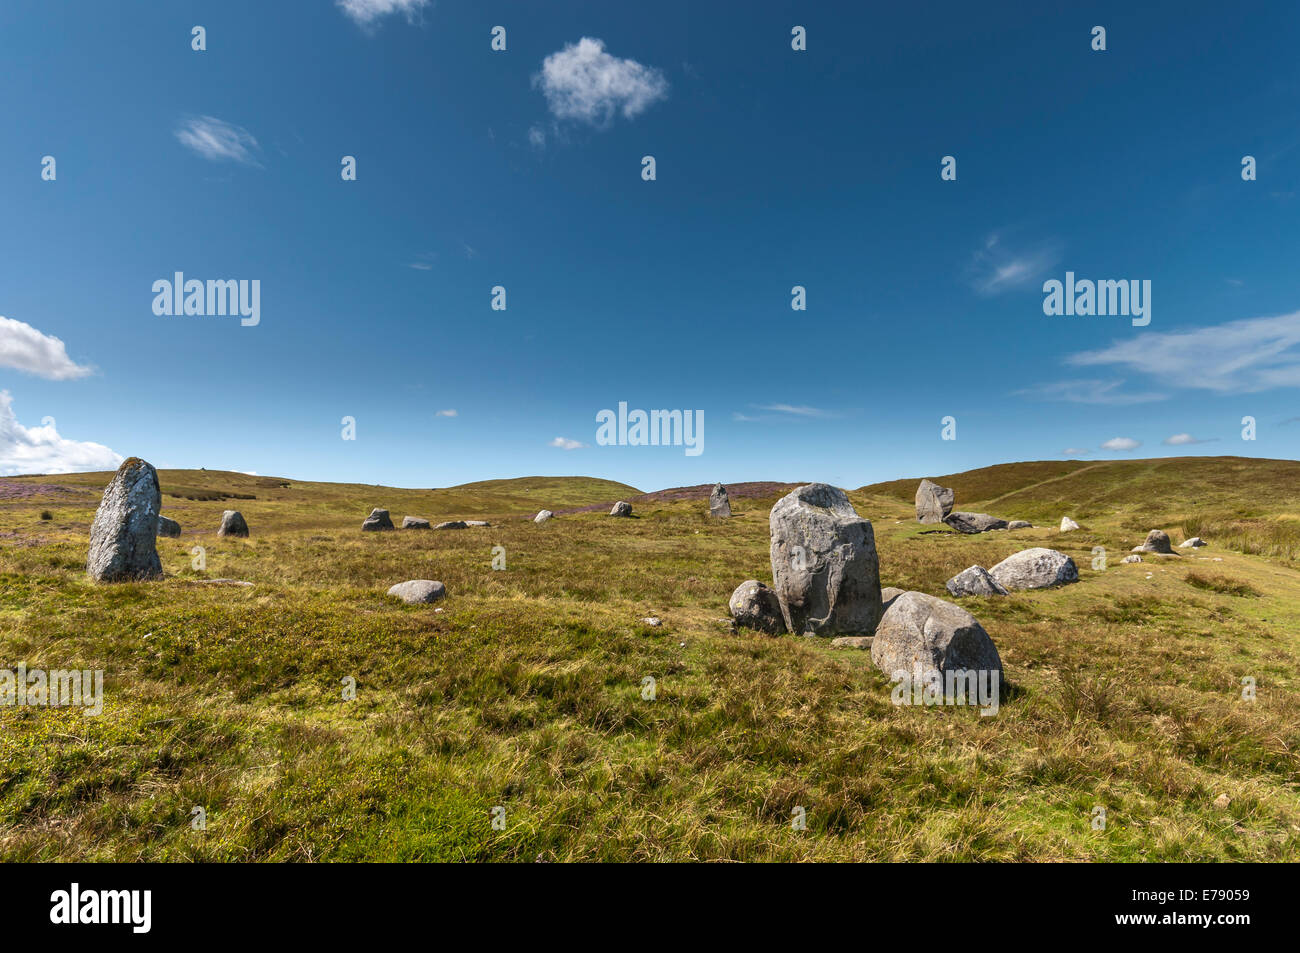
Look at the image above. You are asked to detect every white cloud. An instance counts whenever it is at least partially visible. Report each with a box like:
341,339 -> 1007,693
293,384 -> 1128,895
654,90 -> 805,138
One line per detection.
550,436 -> 587,450
175,117 -> 261,165
969,231 -> 1061,296
1013,378 -> 1165,405
535,38 -> 668,125
336,0 -> 429,28
1067,311 -> 1300,394
435,409 -> 457,417
755,404 -> 828,417
1061,447 -> 1091,456
528,125 -> 547,150
0,391 -> 123,476
1100,437 -> 1141,451
0,316 -> 93,381
1163,433 -> 1215,446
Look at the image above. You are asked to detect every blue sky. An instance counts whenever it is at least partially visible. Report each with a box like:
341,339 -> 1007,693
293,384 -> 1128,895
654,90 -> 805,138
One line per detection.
3,0 -> 1299,490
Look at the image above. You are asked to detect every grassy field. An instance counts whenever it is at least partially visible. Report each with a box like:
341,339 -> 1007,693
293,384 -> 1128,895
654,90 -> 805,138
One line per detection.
1,458 -> 1298,861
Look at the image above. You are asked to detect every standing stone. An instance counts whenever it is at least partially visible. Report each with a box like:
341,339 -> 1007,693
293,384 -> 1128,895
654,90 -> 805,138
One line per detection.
610,501 -> 633,517
915,479 -> 955,524
87,457 -> 163,582
709,483 -> 732,518
1059,517 -> 1080,532
401,516 -> 430,529
945,565 -> 1009,597
157,515 -> 182,538
870,591 -> 1003,687
988,547 -> 1078,590
728,580 -> 785,634
769,483 -> 883,637
534,510 -> 554,523
1132,529 -> 1175,554
943,512 -> 1009,534
362,508 -> 394,531
218,510 -> 249,537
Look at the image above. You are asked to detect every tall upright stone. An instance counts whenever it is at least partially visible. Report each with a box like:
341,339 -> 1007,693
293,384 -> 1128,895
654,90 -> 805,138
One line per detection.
915,479 -> 955,524
709,483 -> 732,518
87,457 -> 163,582
769,483 -> 883,636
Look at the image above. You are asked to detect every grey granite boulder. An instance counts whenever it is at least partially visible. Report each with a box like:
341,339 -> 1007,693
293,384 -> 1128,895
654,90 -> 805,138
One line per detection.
401,516 -> 430,529
870,591 -> 1003,684
915,479 -> 955,524
87,458 -> 164,582
988,547 -> 1078,590
387,580 -> 446,604
435,520 -> 468,530
464,520 -> 491,527
1122,554 -> 1142,564
1132,529 -> 1175,554
728,579 -> 785,634
1007,520 -> 1032,530
1059,517 -> 1080,532
218,509 -> 249,538
709,483 -> 732,518
945,565 -> 1009,597
944,511 -> 1009,534
610,501 -> 633,517
157,515 -> 182,538
362,508 -> 394,531
1179,536 -> 1206,548
534,510 -> 554,523
769,483 -> 882,637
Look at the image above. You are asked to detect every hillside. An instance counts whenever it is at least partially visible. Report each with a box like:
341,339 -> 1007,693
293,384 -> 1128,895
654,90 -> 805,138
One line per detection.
2,456 -> 1299,861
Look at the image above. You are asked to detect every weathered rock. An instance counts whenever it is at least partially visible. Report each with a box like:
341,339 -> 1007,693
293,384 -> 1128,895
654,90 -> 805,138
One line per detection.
728,579 -> 786,634
641,617 -> 662,627
1180,536 -> 1206,548
464,520 -> 491,527
988,547 -> 1078,590
387,580 -> 446,604
1132,529 -> 1175,554
769,483 -> 882,636
830,636 -> 873,650
882,586 -> 905,609
944,511 -> 1009,534
534,510 -> 554,523
915,479 -> 955,524
1006,520 -> 1033,530
610,501 -> 633,517
218,510 -> 249,537
401,516 -> 430,529
1059,517 -> 1080,532
945,565 -> 1009,597
709,483 -> 732,518
157,515 -> 182,538
870,591 -> 1003,685
361,508 -> 394,531
435,521 -> 468,530
87,458 -> 163,582
1121,554 -> 1142,564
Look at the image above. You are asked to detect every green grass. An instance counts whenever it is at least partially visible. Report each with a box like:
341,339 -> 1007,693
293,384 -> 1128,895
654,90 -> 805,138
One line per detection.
1,460 -> 1298,861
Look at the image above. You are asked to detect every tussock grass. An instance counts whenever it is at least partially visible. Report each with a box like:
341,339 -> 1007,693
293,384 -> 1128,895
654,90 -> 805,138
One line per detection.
0,464 -> 1298,861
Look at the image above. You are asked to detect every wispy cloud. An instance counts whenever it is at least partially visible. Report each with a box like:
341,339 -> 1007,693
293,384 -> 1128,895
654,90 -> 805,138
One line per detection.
1163,432 -> 1217,445
336,0 -> 429,29
1067,311 -> 1300,394
969,231 -> 1061,296
0,316 -> 93,381
535,38 -> 668,126
1013,378 -> 1165,405
175,116 -> 261,166
1100,436 -> 1141,451
735,404 -> 832,422
435,409 -> 457,417
1061,447 -> 1091,456
0,391 -> 122,476
550,436 -> 587,450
